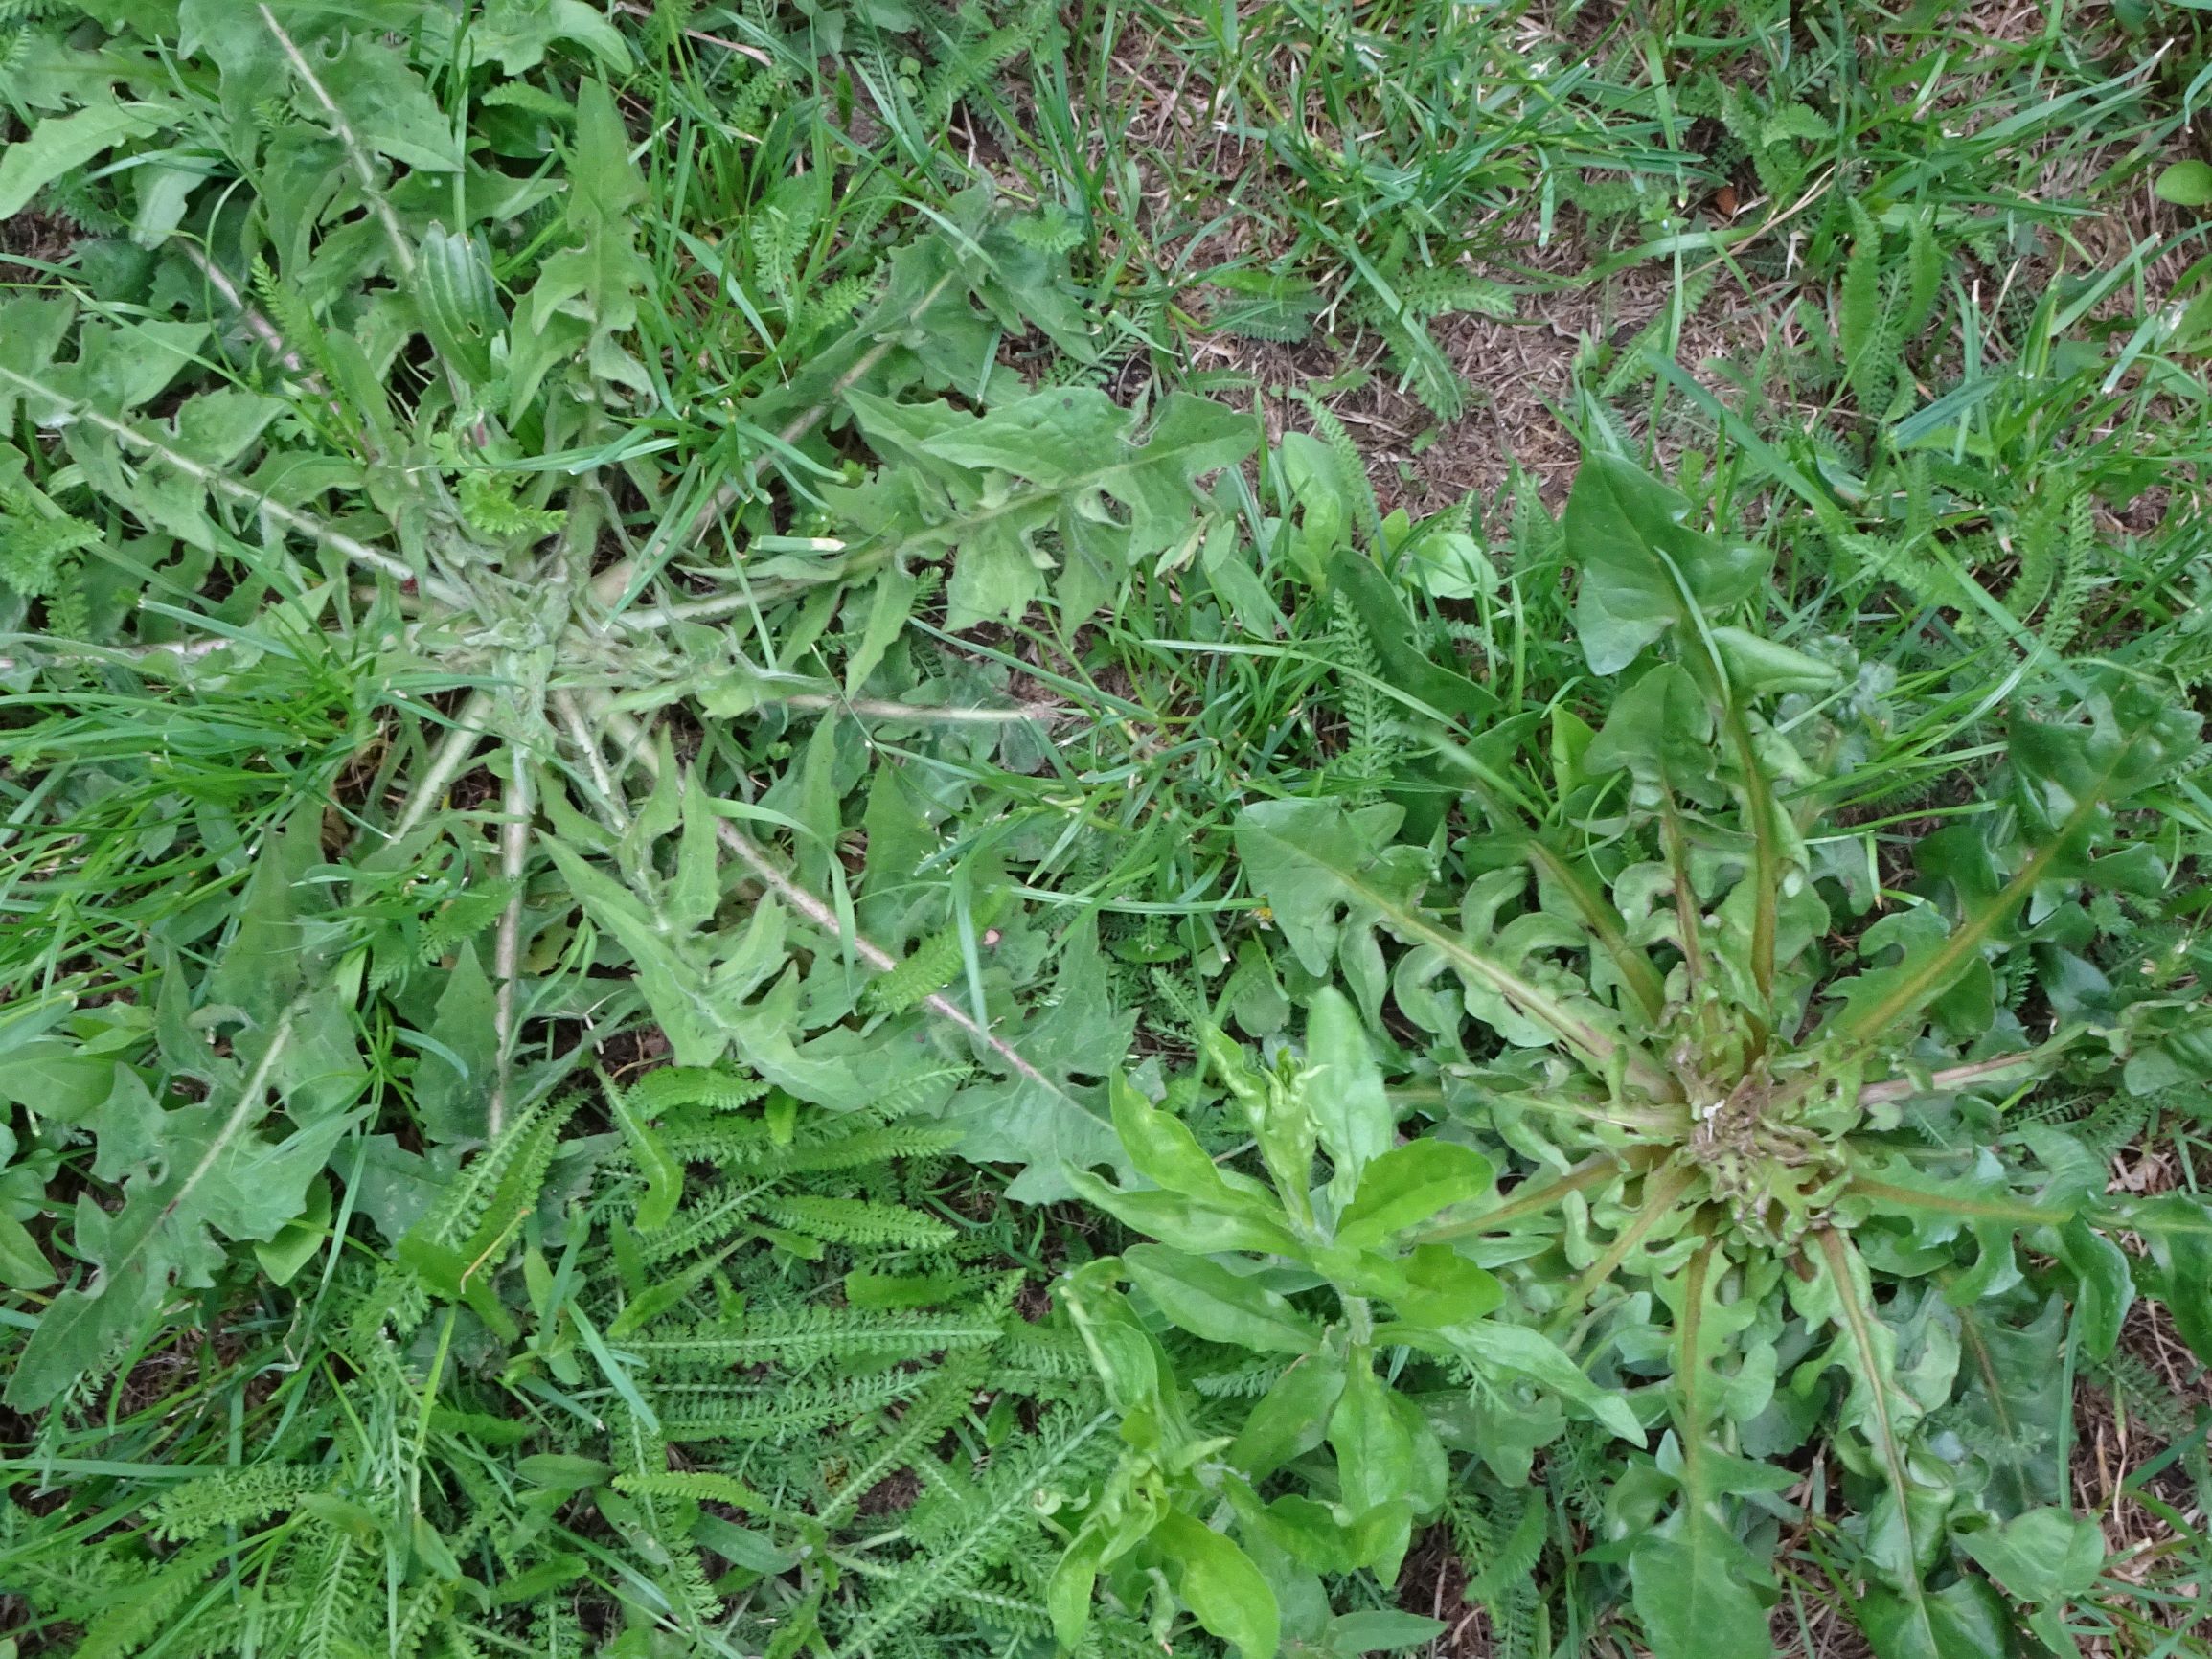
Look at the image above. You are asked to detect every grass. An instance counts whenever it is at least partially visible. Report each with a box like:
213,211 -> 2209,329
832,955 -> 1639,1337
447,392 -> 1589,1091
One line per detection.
3,0 -> 2212,1655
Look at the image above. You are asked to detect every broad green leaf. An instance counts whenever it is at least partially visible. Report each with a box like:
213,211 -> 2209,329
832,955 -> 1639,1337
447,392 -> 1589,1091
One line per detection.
2051,1219 -> 2132,1363
1393,1243 -> 1503,1327
1051,1526 -> 1111,1652
1563,451 -> 1769,674
1335,1141 -> 1494,1249
2007,679 -> 2196,864
251,1172 -> 332,1286
1948,1294 -> 2068,1515
417,226 -> 505,387
1328,1351 -> 1412,1518
1325,1611 -> 1448,1652
2155,159 -> 2212,207
1510,831 -> 1668,1021
0,1041 -> 124,1124
1628,1528 -> 1769,1659
0,97 -> 169,220
1237,799 -> 1423,982
1237,800 -> 1660,1090
1056,1258 -> 1178,1420
8,1013 -> 353,1410
1213,1025 -> 1320,1217
1279,430 -> 1348,584
52,319 -> 207,420
1230,1353 -> 1346,1479
1709,626 -> 1841,696
1334,1242 -> 1502,1329
0,296 -> 76,429
0,1208 -> 55,1289
412,940 -> 498,1144
1065,1170 -> 1305,1259
1300,987 -> 1391,1202
120,389 -> 288,551
1123,1243 -> 1321,1354
1227,1482 -> 1367,1576
1859,1575 -> 2014,1659
2127,1192 -> 2212,1362
1105,1071 -> 1283,1215
727,977 -> 941,1118
1444,1319 -> 1645,1443
1154,1511 -> 1280,1659
1955,1508 -> 2104,1604
1582,661 -> 1722,806
1398,526 -> 1494,602
1327,1352 -> 1416,1579
673,772 -> 724,933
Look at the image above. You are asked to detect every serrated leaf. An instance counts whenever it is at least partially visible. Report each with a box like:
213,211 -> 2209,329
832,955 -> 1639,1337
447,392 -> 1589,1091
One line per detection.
517,78 -> 651,398
0,97 -> 171,220
946,917 -> 1136,1202
1827,682 -> 2197,1050
1629,1247 -> 1772,1659
7,1008 -> 352,1410
476,0 -> 632,73
839,389 -> 1253,627
313,35 -> 462,172
1236,799 -> 1664,1091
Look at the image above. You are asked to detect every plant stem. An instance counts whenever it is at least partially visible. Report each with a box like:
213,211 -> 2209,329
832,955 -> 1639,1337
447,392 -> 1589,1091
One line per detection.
489,748 -> 532,1141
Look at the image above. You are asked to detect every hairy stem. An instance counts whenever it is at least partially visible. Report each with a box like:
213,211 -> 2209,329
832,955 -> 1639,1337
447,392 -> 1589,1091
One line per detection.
489,749 -> 532,1140
390,690 -> 493,842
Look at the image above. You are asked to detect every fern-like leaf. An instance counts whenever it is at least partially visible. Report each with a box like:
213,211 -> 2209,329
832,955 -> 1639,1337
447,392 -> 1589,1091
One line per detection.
630,1304 -> 1003,1368
757,1194 -> 958,1248
837,1408 -> 1115,1654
